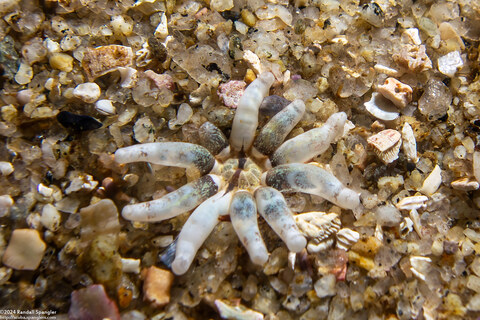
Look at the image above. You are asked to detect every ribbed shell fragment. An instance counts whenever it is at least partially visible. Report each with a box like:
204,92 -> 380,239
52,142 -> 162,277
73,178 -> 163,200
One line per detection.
367,129 -> 402,164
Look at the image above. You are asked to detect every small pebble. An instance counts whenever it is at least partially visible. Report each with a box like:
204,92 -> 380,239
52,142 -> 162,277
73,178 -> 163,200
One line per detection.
437,51 -> 463,78
142,266 -> 174,307
2,229 -> 46,270
0,161 -> 14,175
0,195 -> 13,217
314,274 -> 337,298
217,80 -> 246,109
73,82 -> 101,103
40,204 -> 61,231
57,111 -> 102,131
49,53 -> 74,72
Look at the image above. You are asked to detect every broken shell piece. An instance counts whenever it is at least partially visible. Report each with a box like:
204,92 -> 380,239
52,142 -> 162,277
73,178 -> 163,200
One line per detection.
336,228 -> 360,251
73,82 -> 101,103
399,217 -> 414,238
121,258 -> 140,274
95,99 -> 116,115
437,51 -> 463,78
410,256 -> 431,281
215,299 -> 264,320
393,44 -> 432,72
168,103 -> 193,130
364,92 -> 399,121
2,229 -> 46,270
377,78 -> 412,108
401,122 -> 418,163
420,165 -> 442,196
82,45 -> 133,81
396,195 -> 428,210
402,28 -> 422,45
409,209 -> 423,238
295,212 -> 341,253
367,129 -> 402,164
451,177 -> 479,191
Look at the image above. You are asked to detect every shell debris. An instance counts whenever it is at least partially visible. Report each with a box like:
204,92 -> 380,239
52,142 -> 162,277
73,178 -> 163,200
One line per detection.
377,77 -> 413,109
401,122 -> 418,163
215,299 -> 264,320
367,129 -> 402,164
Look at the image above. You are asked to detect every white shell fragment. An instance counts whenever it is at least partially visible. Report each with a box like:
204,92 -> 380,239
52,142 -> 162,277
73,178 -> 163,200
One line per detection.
294,212 -> 341,253
73,82 -> 101,103
420,165 -> 442,196
401,122 -> 418,163
95,99 -> 116,115
367,129 -> 402,164
437,51 -> 463,78
377,78 -> 412,109
336,228 -> 360,251
410,256 -> 432,281
402,28 -> 422,45
365,92 -> 399,121
451,177 -> 480,191
0,161 -> 14,175
168,103 -> 193,130
395,195 -> 428,210
399,217 -> 414,238
121,258 -> 141,274
2,229 -> 46,270
40,203 -> 61,231
409,209 -> 423,238
215,299 -> 264,320
154,12 -> 168,39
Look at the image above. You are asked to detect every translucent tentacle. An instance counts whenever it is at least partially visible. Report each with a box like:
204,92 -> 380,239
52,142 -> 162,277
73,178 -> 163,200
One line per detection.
115,142 -> 215,176
230,72 -> 275,153
252,99 -> 305,157
230,190 -> 268,265
171,190 -> 233,275
198,121 -> 229,156
265,163 -> 360,210
122,175 -> 224,222
271,112 -> 347,166
255,187 -> 306,252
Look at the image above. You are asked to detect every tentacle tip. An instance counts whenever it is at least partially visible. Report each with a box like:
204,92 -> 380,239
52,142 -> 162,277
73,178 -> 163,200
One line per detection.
114,148 -> 127,164
121,206 -> 135,221
338,188 -> 361,210
172,256 -> 190,275
251,252 -> 269,266
287,235 -> 307,253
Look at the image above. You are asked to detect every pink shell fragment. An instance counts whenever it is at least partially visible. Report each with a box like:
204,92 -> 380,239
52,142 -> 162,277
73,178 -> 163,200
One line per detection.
217,80 -> 247,108
69,284 -> 120,320
144,70 -> 174,90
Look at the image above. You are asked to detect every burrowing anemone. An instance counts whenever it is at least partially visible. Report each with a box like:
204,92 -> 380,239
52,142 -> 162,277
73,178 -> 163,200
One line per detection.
114,72 -> 360,275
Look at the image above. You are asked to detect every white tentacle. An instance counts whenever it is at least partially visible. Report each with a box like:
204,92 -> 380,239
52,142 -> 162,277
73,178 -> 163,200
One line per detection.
230,72 -> 275,153
255,187 -> 306,252
265,163 -> 360,210
122,175 -> 224,222
171,190 -> 233,275
230,190 -> 268,265
115,142 -> 215,176
271,112 -> 347,166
